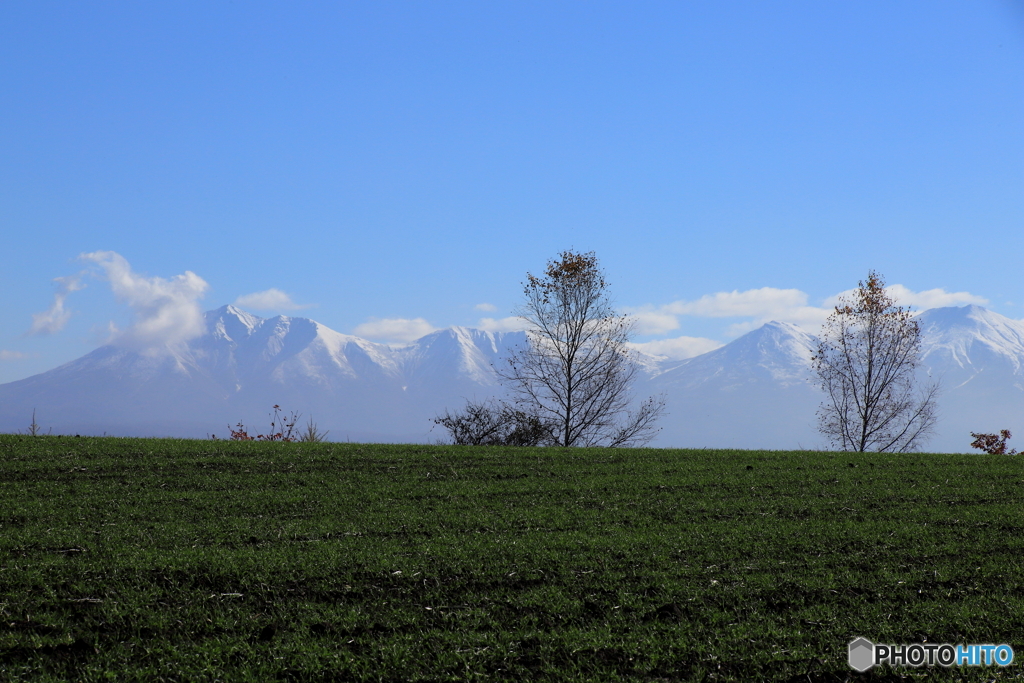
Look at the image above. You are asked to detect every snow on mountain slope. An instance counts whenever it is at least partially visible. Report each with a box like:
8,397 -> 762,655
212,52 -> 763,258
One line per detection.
644,321 -> 821,449
914,305 -> 1024,451
643,308 -> 1024,452
650,321 -> 815,389
0,306 -> 524,441
1,304 -> 1023,452
397,326 -> 526,388
918,305 -> 1024,384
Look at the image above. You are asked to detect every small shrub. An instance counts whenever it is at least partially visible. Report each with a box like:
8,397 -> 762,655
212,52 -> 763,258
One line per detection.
298,416 -> 329,443
433,399 -> 553,446
970,430 -> 1017,455
216,405 -> 317,443
20,409 -> 51,437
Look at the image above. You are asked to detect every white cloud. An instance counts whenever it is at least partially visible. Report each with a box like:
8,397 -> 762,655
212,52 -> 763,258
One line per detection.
625,309 -> 681,335
84,320 -> 120,347
822,285 -> 988,311
723,305 -> 832,337
477,316 -> 531,333
80,251 -> 209,354
664,287 -> 809,318
474,302 -> 498,312
353,317 -> 437,343
29,275 -> 85,335
234,288 -> 313,311
633,284 -> 991,339
628,287 -> 824,338
629,336 -> 722,361
889,285 -> 987,309
0,350 -> 34,361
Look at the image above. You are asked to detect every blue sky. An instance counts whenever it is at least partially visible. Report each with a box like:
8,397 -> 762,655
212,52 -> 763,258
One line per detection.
2,1 -> 1022,383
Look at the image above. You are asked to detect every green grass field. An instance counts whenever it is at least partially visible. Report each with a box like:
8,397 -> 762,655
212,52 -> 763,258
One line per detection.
1,435 -> 1022,681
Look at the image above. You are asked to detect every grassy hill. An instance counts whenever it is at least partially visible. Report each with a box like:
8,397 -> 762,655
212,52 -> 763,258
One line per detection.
1,435 -> 1021,681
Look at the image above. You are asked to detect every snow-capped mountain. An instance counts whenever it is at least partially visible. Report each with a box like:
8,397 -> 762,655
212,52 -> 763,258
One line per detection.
1,304 -> 1022,453
915,305 -> 1024,450
0,306 -> 523,442
642,321 -> 822,449
918,304 -> 1024,383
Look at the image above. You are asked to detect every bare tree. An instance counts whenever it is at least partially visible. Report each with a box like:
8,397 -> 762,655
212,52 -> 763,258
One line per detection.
499,250 -> 665,447
812,271 -> 938,452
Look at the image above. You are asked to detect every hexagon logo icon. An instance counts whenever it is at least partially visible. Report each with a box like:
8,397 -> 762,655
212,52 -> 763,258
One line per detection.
848,637 -> 875,672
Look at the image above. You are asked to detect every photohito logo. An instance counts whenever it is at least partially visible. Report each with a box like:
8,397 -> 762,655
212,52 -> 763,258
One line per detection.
849,637 -> 1015,671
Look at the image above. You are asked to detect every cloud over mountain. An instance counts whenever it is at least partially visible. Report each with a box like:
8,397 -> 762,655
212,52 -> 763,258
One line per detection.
633,285 -> 992,339
233,288 -> 313,311
477,316 -> 530,333
626,287 -> 827,338
353,317 -> 438,344
824,285 -> 987,311
629,336 -> 722,361
80,251 -> 209,355
29,275 -> 85,335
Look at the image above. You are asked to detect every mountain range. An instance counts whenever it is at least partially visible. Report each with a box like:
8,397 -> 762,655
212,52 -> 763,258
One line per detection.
2,304 -> 1022,453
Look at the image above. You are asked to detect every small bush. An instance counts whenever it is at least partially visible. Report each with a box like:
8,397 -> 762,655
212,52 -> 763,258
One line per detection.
970,430 -> 1017,455
297,416 -> 329,443
433,399 -> 553,446
216,405 -> 327,443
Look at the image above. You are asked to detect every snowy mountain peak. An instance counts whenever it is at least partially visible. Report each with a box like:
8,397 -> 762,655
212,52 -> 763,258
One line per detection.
756,320 -> 817,346
207,305 -> 263,342
714,320 -> 815,366
917,305 -> 1024,375
653,319 -> 816,389
2,304 -> 1023,452
915,304 -> 1023,338
397,326 -> 526,386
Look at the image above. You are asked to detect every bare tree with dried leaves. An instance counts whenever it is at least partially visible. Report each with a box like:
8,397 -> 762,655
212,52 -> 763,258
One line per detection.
812,271 -> 938,452
499,250 -> 665,447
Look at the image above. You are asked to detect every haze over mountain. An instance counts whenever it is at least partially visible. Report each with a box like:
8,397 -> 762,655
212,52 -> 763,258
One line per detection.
1,304 -> 1021,453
